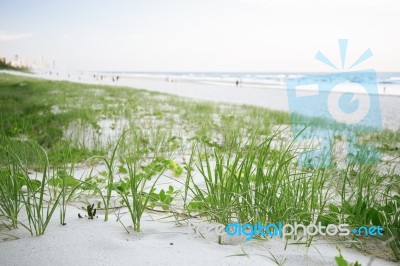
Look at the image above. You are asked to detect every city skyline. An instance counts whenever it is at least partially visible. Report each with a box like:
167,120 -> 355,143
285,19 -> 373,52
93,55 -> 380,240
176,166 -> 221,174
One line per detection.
1,0 -> 399,72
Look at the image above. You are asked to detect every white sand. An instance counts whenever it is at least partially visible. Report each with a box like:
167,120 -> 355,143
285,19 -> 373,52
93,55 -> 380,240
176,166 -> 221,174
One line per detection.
0,205 -> 397,266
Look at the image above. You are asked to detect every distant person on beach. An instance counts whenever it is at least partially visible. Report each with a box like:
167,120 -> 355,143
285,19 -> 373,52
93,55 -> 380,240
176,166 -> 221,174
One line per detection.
116,75 -> 119,81
236,80 -> 239,86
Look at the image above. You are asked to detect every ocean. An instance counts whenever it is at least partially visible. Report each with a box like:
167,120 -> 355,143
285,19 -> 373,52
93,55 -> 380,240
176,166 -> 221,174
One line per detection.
100,71 -> 400,96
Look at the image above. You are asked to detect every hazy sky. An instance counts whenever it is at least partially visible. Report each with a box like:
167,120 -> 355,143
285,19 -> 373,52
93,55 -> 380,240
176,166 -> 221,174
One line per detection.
0,0 -> 399,72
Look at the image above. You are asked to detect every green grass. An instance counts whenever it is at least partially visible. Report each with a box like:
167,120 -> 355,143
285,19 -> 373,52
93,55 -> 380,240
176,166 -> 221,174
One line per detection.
114,157 -> 166,232
0,154 -> 23,229
185,133 -> 332,235
1,142 -> 62,235
0,73 -> 398,262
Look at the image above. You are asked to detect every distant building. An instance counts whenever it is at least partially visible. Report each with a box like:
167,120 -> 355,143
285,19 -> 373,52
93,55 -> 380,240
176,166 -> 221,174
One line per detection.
11,54 -> 20,67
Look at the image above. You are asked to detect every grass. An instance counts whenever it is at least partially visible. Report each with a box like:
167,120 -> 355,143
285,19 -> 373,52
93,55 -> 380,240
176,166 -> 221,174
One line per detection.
114,158 -> 166,232
335,247 -> 362,266
185,133 -> 332,241
91,131 -> 126,222
0,149 -> 23,229
0,73 -> 399,262
1,142 -> 62,235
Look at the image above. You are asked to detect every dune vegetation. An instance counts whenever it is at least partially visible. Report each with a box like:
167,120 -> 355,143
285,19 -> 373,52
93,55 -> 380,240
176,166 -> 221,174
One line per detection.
0,73 -> 399,263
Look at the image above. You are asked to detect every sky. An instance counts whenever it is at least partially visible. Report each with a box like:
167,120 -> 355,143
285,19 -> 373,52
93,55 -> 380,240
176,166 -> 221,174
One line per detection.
0,0 -> 399,72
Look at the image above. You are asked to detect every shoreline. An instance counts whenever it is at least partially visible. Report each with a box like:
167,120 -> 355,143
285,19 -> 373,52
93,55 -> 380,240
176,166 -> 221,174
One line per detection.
2,70 -> 400,131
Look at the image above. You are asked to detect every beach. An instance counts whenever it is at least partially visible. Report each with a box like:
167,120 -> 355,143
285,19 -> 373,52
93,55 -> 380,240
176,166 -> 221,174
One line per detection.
0,71 -> 399,265
10,70 -> 400,130
0,205 -> 397,266
1,1 -> 399,265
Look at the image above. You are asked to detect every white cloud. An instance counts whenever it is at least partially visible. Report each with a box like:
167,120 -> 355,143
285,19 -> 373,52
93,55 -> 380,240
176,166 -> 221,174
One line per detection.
0,31 -> 33,42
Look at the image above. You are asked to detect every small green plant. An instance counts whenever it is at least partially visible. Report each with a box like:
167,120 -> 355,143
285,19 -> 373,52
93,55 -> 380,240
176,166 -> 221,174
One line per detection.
90,131 -> 127,221
140,157 -> 183,177
147,186 -> 176,210
17,146 -> 63,236
114,158 -> 165,232
165,159 -> 183,176
86,204 -> 97,219
335,247 -> 362,266
48,169 -> 81,225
